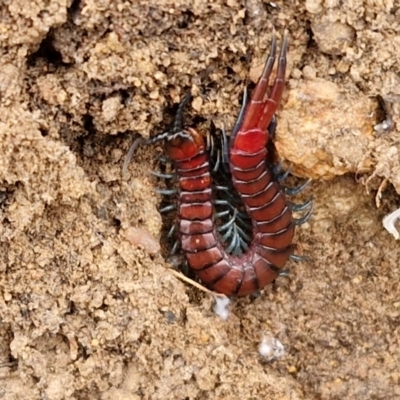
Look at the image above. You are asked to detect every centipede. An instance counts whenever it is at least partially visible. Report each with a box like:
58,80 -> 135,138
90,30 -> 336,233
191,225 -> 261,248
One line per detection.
124,31 -> 313,297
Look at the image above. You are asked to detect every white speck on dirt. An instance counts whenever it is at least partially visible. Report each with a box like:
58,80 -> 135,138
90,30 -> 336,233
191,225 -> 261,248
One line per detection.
213,296 -> 231,320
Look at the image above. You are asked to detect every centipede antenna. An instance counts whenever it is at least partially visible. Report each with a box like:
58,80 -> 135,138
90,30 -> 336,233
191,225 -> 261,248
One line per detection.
288,197 -> 313,212
173,92 -> 192,133
148,130 -> 186,147
126,100 -> 194,166
293,203 -> 314,225
289,254 -> 310,262
122,137 -> 148,178
168,130 -> 195,142
284,178 -> 312,196
123,127 -> 194,178
148,131 -> 172,144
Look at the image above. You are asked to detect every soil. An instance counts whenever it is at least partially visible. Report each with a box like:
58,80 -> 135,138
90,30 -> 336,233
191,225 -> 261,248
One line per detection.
1,1 -> 400,399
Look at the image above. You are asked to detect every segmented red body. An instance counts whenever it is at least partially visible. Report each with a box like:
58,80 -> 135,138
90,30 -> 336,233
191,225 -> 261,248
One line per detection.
165,34 -> 296,296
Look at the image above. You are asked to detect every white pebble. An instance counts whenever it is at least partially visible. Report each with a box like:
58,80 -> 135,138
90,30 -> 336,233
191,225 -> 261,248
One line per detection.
383,207 -> 400,240
259,335 -> 285,360
213,296 -> 230,320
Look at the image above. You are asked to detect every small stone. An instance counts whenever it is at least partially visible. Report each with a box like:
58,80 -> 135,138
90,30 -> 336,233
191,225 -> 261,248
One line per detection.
124,227 -> 161,255
305,0 -> 323,14
312,19 -> 355,56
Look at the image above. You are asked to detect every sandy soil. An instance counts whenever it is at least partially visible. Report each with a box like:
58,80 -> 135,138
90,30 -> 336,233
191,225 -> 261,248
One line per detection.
1,1 -> 400,399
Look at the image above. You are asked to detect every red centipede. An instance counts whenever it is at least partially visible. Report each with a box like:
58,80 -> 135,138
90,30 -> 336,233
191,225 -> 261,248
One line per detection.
124,32 -> 313,297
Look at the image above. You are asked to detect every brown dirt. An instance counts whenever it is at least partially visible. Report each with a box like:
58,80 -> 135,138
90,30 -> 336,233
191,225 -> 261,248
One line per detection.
1,1 -> 400,399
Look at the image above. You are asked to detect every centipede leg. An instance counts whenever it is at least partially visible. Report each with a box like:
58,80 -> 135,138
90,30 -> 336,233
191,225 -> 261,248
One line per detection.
225,225 -> 240,254
151,171 -> 175,179
156,155 -> 172,164
159,204 -> 176,213
215,199 -> 231,207
231,227 -> 249,255
212,150 -> 221,173
218,210 -> 237,232
284,179 -> 311,196
293,204 -> 314,225
251,290 -> 262,299
278,269 -> 290,276
234,223 -> 252,242
231,87 -> 249,139
215,185 -> 230,192
234,212 -> 252,231
215,210 -> 230,218
170,240 -> 180,255
271,161 -> 283,175
155,188 -> 177,196
237,236 -> 249,252
220,224 -> 234,243
267,115 -> 277,140
180,262 -> 190,277
289,254 -> 309,262
276,165 -> 292,182
167,224 -> 176,238
288,197 -> 313,212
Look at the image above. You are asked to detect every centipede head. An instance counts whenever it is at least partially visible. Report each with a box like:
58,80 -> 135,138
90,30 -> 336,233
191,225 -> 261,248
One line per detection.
123,93 -> 201,175
164,128 -> 206,161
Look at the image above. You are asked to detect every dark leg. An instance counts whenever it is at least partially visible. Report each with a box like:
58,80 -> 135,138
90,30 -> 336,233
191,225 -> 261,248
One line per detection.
257,31 -> 288,131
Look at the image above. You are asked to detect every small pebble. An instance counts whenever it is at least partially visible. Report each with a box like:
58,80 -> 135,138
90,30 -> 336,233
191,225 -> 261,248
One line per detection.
124,227 -> 161,254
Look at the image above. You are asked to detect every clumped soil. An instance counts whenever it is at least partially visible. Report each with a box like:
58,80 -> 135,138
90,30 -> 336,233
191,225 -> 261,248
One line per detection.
1,1 -> 400,399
